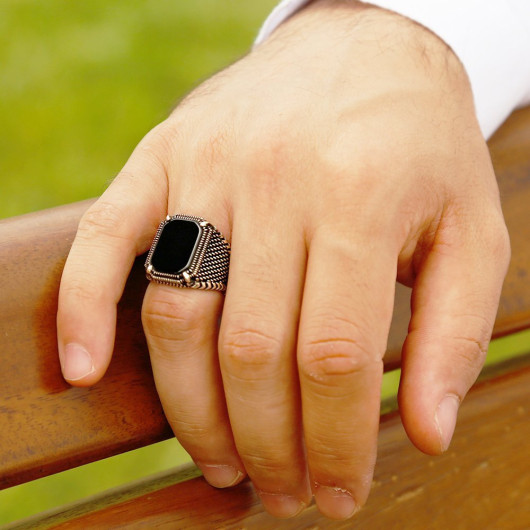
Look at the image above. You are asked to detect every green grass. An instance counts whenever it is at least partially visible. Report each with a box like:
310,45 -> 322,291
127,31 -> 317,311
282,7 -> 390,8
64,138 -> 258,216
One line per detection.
0,0 -> 277,218
1,1 -> 529,526
0,439 -> 190,526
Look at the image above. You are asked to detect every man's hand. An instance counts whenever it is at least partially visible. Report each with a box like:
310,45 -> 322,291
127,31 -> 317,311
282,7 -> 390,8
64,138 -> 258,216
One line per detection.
57,0 -> 510,520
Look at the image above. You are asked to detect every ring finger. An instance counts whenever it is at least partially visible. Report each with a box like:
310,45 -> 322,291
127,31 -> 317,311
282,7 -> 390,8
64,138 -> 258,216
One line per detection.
298,226 -> 397,519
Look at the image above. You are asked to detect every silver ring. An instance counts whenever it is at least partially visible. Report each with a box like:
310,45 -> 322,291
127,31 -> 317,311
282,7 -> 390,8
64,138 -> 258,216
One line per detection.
145,214 -> 230,291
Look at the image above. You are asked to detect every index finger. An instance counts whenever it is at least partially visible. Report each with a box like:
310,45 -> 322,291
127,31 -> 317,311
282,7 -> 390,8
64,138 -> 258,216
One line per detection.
57,126 -> 169,384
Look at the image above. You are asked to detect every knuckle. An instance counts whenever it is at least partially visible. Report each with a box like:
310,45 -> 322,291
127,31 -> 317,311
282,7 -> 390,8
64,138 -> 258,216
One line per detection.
169,417 -> 211,442
448,333 -> 489,369
77,200 -> 130,243
167,415 -> 216,448
240,450 -> 292,480
299,336 -> 380,383
244,120 -> 300,176
307,442 -> 358,467
60,274 -> 105,304
167,419 -> 230,460
142,291 -> 208,344
221,325 -> 281,375
137,119 -> 177,166
485,217 -> 511,265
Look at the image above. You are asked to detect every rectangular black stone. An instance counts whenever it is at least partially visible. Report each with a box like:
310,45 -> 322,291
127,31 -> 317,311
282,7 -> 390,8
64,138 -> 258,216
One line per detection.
151,219 -> 201,274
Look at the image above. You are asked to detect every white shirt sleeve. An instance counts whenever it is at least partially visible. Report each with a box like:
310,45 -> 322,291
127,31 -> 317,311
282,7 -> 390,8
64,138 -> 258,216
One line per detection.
255,0 -> 530,139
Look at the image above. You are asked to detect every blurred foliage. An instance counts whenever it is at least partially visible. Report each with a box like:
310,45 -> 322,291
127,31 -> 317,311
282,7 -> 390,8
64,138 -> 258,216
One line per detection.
0,0 -> 277,218
0,439 -> 189,525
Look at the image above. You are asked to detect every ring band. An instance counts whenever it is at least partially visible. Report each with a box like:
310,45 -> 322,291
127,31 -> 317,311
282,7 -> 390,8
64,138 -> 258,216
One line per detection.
145,214 -> 230,291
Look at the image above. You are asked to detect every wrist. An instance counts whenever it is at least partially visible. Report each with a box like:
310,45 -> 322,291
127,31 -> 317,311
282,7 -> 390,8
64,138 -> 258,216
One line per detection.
255,0 -> 470,100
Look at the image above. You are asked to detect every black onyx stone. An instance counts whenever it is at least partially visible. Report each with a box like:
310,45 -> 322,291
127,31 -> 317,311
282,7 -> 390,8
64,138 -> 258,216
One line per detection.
151,219 -> 201,274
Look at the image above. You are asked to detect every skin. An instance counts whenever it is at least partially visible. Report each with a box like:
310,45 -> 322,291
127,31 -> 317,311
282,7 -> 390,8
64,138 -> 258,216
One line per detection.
57,0 -> 510,520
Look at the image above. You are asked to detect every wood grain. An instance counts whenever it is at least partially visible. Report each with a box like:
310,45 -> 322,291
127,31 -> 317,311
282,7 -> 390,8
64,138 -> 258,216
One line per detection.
1,106 -> 530,489
0,203 -> 172,489
11,354 -> 530,529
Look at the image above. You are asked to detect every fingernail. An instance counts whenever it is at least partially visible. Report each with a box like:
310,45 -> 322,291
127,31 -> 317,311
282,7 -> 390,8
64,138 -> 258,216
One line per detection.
198,464 -> 244,488
314,484 -> 358,519
258,492 -> 306,519
435,394 -> 460,452
62,343 -> 95,381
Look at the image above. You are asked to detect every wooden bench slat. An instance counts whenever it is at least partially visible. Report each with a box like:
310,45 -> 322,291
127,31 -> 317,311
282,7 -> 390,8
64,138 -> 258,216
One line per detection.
0,203 -> 172,489
1,106 -> 530,490
11,354 -> 530,529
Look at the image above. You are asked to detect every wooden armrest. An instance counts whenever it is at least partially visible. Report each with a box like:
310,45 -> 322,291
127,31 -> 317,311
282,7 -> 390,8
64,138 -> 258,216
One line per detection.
11,354 -> 530,529
1,106 -> 530,490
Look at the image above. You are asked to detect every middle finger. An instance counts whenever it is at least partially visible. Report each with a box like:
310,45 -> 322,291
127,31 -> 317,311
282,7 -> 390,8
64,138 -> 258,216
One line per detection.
219,207 -> 311,518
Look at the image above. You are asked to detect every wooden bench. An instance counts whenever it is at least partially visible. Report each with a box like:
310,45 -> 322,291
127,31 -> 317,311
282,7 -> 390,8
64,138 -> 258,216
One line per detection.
1,106 -> 530,529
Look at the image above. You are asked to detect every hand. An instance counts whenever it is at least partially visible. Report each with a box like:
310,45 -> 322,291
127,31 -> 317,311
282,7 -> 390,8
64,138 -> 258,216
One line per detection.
57,0 -> 510,520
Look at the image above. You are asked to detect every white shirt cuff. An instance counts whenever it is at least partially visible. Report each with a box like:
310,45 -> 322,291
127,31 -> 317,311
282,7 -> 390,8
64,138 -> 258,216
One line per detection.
255,0 -> 530,139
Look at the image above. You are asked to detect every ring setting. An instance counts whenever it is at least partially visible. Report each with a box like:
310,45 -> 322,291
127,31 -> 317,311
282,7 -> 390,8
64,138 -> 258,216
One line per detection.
145,214 -> 230,291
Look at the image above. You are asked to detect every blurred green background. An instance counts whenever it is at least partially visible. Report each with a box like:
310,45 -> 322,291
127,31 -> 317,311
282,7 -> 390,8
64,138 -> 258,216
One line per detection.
0,0 -> 277,218
1,0 -> 529,526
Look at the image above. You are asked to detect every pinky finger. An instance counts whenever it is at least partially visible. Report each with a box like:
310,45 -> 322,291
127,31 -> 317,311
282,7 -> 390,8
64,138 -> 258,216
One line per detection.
399,207 -> 510,455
